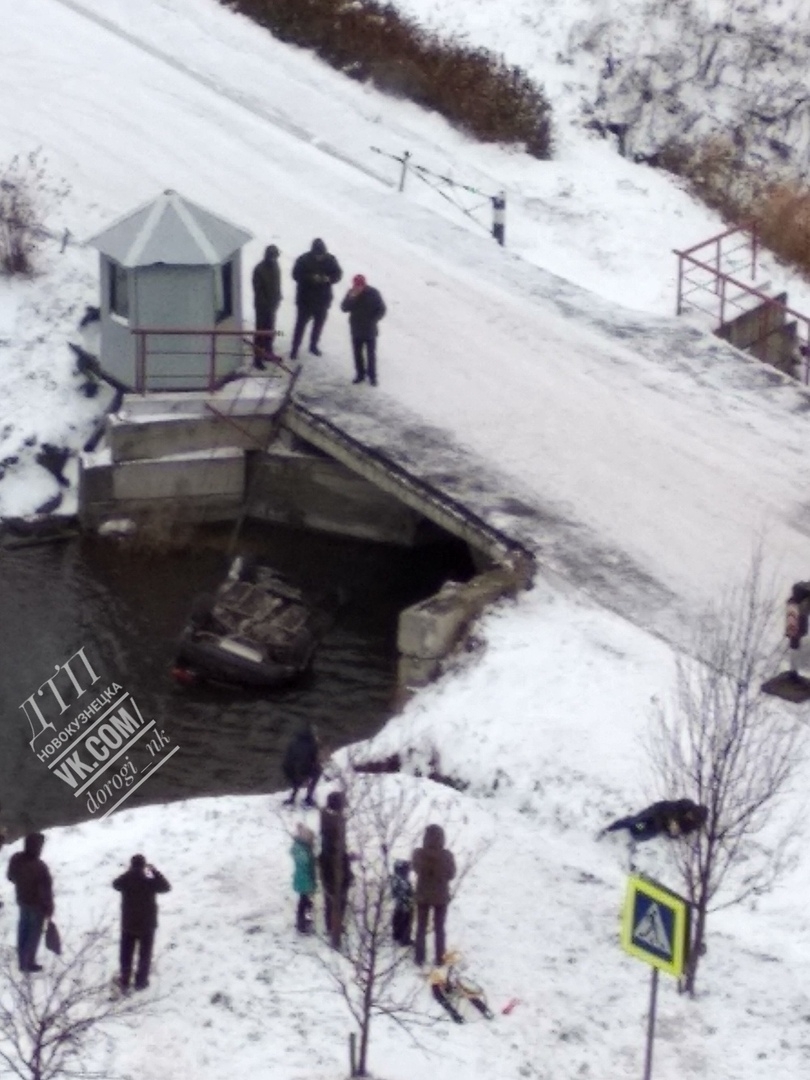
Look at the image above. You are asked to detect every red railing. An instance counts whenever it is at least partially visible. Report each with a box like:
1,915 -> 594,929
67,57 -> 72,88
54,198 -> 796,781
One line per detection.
130,327 -> 283,393
674,226 -> 810,382
675,225 -> 760,320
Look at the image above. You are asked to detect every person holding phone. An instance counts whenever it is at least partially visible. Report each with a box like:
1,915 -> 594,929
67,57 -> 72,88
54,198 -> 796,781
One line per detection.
112,854 -> 171,992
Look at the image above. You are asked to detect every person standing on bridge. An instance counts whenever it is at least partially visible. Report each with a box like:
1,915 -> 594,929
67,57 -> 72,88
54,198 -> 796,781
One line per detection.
290,238 -> 343,360
340,274 -> 386,386
252,244 -> 282,368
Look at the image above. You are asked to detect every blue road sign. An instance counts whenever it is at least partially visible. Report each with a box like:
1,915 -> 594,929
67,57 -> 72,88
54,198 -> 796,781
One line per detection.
621,875 -> 691,978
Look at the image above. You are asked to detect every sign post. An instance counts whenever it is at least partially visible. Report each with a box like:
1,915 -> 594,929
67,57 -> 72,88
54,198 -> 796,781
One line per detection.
620,875 -> 691,1080
642,968 -> 658,1080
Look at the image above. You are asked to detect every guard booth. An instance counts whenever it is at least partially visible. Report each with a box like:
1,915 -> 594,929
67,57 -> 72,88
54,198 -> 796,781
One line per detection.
87,190 -> 253,391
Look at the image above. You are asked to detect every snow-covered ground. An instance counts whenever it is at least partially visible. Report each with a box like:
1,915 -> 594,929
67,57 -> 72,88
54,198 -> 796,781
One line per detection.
2,1 -> 810,1077
396,0 -> 810,176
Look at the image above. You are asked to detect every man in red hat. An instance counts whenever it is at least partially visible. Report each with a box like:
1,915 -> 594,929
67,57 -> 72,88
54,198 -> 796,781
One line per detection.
340,274 -> 386,386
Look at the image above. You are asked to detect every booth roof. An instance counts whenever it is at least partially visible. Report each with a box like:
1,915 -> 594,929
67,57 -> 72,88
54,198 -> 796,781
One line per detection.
86,189 -> 253,267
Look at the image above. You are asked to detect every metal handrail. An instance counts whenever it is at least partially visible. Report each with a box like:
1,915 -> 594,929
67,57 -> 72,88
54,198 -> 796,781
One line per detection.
130,327 -> 281,393
674,226 -> 810,382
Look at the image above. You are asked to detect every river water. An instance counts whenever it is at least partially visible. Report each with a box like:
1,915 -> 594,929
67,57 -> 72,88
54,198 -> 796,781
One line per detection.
0,522 -> 474,837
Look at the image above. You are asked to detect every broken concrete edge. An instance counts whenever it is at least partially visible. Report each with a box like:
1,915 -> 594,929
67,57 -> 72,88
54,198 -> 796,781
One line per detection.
0,513 -> 81,540
397,549 -> 537,664
352,751 -> 469,793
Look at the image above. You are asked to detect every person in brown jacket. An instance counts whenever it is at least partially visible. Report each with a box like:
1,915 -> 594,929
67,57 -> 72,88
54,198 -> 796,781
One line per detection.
412,824 -> 456,966
319,791 -> 353,949
113,854 -> 171,991
6,832 -> 54,972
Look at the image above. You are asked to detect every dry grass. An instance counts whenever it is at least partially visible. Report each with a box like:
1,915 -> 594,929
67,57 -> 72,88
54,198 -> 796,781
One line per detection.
223,0 -> 553,158
755,183 -> 810,272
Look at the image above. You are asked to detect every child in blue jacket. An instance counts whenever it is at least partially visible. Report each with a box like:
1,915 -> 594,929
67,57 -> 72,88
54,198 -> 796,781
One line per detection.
291,823 -> 317,934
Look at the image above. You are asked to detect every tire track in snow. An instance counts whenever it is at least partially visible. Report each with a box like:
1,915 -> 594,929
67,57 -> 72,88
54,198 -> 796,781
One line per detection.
48,0 -> 393,188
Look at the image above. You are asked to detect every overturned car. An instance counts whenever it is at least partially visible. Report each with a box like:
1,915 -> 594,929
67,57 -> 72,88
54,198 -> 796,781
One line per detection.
172,557 -> 335,688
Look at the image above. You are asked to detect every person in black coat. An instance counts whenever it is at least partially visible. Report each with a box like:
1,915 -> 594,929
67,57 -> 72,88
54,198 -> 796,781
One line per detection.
252,244 -> 282,367
7,832 -> 54,972
340,274 -> 386,386
282,723 -> 321,807
290,238 -> 342,359
602,798 -> 708,842
112,854 -> 171,991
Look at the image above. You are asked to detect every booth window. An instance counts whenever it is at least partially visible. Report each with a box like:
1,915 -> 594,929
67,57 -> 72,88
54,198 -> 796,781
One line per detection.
109,260 -> 130,320
215,260 -> 233,323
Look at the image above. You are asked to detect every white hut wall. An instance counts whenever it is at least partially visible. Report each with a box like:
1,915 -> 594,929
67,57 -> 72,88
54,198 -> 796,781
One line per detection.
136,264 -> 230,390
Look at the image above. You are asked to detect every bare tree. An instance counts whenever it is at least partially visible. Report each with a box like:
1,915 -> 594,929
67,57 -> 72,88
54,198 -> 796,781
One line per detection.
0,927 -> 149,1080
647,556 -> 806,995
313,764 -> 485,1077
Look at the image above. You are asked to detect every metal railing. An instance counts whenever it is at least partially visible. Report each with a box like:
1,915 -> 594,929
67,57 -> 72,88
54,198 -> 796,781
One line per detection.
674,225 -> 761,322
674,226 -> 810,382
130,327 -> 283,393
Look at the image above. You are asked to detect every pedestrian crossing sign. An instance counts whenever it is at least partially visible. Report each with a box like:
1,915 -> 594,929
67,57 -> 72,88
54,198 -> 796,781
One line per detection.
621,875 -> 691,977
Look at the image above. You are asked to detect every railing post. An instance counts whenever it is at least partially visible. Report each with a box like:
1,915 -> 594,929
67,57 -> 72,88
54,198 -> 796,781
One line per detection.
751,225 -> 759,281
675,253 -> 683,315
209,331 -> 217,392
398,150 -> 410,193
491,191 -> 506,246
719,274 -> 727,326
136,332 -> 146,393
715,237 -> 721,293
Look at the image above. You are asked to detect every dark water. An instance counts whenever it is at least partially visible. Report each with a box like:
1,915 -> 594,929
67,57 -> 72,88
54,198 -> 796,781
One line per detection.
0,522 -> 475,836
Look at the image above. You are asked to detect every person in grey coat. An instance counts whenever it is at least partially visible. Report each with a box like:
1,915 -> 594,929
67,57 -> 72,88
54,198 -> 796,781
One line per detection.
340,274 -> 386,386
412,824 -> 456,966
252,244 -> 282,367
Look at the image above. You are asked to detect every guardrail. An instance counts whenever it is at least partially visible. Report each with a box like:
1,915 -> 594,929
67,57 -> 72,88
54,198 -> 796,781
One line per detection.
674,225 -> 761,322
674,226 -> 810,382
130,327 -> 282,392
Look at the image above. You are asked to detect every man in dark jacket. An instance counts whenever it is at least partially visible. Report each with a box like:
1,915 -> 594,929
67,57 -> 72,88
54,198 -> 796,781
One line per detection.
252,244 -> 282,368
340,274 -> 386,386
7,832 -> 54,972
319,791 -> 352,948
282,723 -> 321,807
412,824 -> 456,967
290,238 -> 342,359
603,798 -> 708,841
113,854 -> 171,991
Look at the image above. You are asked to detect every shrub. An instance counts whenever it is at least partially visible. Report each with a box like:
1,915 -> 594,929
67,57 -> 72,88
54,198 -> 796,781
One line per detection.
655,135 -> 810,282
654,136 -> 753,221
755,182 -> 810,274
0,149 -> 69,277
223,0 -> 553,158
